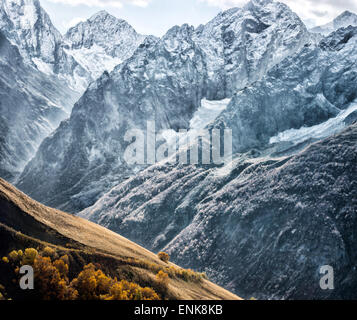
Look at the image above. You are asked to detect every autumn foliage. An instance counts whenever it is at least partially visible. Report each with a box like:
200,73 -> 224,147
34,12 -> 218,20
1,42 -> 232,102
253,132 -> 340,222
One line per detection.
33,255 -> 77,300
1,245 -> 207,300
155,270 -> 169,293
2,247 -> 160,301
106,280 -> 159,300
71,263 -> 160,300
158,252 -> 170,263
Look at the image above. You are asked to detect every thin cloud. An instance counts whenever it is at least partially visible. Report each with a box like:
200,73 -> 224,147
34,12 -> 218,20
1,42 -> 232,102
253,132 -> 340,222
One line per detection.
65,17 -> 87,29
199,0 -> 246,9
46,0 -> 151,8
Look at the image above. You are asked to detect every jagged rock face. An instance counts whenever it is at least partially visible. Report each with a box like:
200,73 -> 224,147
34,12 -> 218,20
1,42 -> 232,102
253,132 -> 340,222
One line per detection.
0,0 -> 149,180
311,10 -> 357,36
0,31 -> 79,181
0,0 -> 61,64
0,0 -> 91,91
16,25 -> 208,212
80,123 -> 357,300
212,26 -> 357,153
194,0 -> 310,98
0,1 -> 146,92
64,11 -> 147,80
16,1 -> 314,212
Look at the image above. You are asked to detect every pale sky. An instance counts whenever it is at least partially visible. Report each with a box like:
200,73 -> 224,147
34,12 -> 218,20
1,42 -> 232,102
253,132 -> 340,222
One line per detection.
40,0 -> 357,36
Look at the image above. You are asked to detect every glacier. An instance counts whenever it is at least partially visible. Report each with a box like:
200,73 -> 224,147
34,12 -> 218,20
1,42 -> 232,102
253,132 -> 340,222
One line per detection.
161,98 -> 231,147
270,102 -> 357,145
212,25 -> 357,153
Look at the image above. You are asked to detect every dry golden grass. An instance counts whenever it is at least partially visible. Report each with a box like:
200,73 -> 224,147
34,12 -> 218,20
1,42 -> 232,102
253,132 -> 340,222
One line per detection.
0,178 -> 241,300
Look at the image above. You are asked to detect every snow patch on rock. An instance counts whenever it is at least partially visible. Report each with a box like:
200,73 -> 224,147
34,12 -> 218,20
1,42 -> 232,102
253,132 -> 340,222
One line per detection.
270,102 -> 357,145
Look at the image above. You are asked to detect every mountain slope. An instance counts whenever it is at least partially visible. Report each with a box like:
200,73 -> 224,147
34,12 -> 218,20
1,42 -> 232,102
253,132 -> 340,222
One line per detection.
0,31 -> 79,181
311,11 -> 357,36
80,123 -> 357,300
0,0 -> 62,65
16,26 -> 205,212
16,0 -> 312,213
0,178 -> 240,300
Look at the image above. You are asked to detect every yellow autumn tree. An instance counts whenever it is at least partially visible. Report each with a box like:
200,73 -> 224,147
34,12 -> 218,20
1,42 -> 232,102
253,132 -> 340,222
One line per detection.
3,248 -> 161,301
22,248 -> 38,265
33,256 -> 78,300
158,252 -> 170,263
105,280 -> 160,301
71,263 -> 113,300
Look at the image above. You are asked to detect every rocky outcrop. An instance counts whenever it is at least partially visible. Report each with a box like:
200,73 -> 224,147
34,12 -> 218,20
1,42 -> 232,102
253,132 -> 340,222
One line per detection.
194,0 -> 311,98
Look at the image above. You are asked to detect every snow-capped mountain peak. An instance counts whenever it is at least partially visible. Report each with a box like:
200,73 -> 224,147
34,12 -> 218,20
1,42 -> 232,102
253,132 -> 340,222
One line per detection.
336,10 -> 356,19
0,1 -> 147,92
89,10 -> 112,20
65,10 -> 141,52
245,0 -> 273,8
311,10 -> 357,36
86,10 -> 131,27
0,0 -> 62,64
0,0 -> 92,91
334,10 -> 357,29
194,0 -> 310,98
1,0 -> 355,302
64,10 -> 146,79
16,0 -> 313,213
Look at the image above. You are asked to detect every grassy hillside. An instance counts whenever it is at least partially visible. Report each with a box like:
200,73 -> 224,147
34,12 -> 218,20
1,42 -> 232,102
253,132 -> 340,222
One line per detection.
0,178 -> 240,300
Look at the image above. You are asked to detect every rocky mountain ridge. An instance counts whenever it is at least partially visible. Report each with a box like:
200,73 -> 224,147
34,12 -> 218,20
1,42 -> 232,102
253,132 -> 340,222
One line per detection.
64,10 -> 147,80
16,0 -> 314,212
311,10 -> 357,36
0,0 -> 147,92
